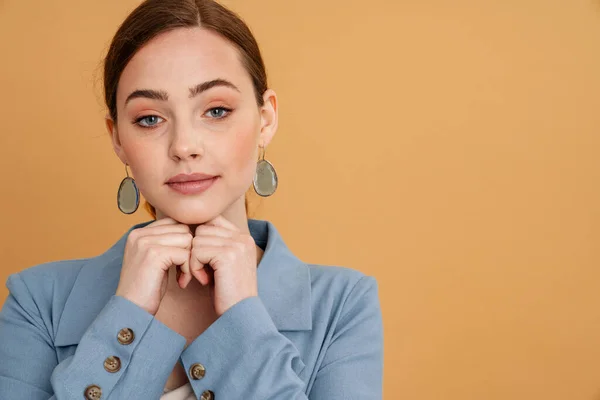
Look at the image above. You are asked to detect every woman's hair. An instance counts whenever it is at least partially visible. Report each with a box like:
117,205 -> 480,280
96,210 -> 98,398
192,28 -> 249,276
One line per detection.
103,0 -> 268,218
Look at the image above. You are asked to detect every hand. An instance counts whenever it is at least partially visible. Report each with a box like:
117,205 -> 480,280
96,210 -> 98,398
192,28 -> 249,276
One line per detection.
115,218 -> 193,315
186,215 -> 259,317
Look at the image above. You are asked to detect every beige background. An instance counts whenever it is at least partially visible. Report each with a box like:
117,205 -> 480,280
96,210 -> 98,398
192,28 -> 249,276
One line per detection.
1,0 -> 600,399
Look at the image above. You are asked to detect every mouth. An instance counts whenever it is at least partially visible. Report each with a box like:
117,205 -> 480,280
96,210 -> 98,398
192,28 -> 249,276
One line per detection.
165,175 -> 219,195
166,172 -> 217,183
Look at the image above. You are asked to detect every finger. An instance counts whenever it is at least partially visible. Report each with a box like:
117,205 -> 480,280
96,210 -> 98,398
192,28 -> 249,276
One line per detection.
177,259 -> 193,289
189,250 -> 210,286
190,246 -> 223,285
143,224 -> 192,236
194,224 -> 235,238
194,265 -> 212,286
153,246 -> 190,272
162,247 -> 193,289
148,217 -> 181,226
129,219 -> 188,241
138,232 -> 193,250
204,215 -> 239,231
192,235 -> 230,248
130,224 -> 191,243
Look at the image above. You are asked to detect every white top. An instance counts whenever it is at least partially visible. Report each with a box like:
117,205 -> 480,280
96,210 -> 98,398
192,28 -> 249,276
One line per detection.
160,383 -> 196,400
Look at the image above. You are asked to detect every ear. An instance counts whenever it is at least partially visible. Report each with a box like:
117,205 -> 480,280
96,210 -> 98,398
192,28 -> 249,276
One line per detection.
105,114 -> 127,165
258,89 -> 278,148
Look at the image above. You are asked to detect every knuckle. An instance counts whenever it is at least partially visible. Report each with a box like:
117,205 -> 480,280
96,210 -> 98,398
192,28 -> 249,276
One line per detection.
243,235 -> 255,247
136,236 -> 149,248
190,263 -> 202,272
146,245 -> 160,258
235,241 -> 246,252
225,250 -> 237,263
126,230 -> 139,243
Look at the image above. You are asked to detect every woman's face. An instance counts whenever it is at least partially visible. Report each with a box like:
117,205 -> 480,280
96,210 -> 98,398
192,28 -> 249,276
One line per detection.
107,27 -> 277,224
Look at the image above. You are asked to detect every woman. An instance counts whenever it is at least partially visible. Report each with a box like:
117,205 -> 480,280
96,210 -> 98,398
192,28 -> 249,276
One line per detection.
0,0 -> 383,399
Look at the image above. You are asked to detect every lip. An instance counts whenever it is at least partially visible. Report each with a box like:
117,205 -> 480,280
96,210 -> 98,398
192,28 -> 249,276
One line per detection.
166,173 -> 216,183
165,173 -> 218,195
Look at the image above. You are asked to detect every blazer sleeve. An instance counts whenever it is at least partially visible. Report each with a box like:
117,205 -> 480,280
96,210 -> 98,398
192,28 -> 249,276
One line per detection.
178,275 -> 384,399
0,273 -> 187,399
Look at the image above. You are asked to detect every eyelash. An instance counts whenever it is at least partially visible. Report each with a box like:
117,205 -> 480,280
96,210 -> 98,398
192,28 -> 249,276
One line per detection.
132,107 -> 233,129
206,107 -> 233,120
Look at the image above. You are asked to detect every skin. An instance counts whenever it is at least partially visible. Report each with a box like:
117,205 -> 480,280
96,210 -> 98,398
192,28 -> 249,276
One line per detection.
104,27 -> 278,317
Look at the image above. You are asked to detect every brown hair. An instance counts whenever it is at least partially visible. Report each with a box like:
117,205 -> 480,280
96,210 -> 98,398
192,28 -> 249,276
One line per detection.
103,0 -> 268,218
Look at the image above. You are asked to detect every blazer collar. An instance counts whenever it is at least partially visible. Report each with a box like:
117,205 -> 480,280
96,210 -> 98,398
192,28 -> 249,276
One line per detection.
54,219 -> 312,347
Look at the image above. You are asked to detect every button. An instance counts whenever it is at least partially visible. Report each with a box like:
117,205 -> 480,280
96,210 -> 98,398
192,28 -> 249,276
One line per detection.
84,384 -> 102,400
200,390 -> 214,400
103,356 -> 121,373
189,363 -> 206,380
117,328 -> 135,345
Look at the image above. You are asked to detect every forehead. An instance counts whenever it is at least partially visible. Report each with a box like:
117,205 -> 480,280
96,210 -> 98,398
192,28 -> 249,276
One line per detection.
117,27 -> 251,101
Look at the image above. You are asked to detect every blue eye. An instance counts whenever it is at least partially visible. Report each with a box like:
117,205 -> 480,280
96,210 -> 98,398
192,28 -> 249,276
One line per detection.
205,107 -> 232,119
134,115 -> 164,128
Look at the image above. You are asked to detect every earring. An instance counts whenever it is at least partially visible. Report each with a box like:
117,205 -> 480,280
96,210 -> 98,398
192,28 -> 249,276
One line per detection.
253,146 -> 278,197
117,164 -> 140,214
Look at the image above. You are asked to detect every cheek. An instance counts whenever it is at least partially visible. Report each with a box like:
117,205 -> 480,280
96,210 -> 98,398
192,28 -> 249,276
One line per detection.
224,125 -> 259,176
118,129 -> 160,183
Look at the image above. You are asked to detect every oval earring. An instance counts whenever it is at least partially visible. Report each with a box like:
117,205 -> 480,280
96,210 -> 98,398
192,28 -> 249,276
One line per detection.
117,164 -> 140,214
253,146 -> 278,197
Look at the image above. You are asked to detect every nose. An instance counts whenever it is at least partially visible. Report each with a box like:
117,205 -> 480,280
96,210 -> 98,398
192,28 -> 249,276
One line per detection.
168,121 -> 204,161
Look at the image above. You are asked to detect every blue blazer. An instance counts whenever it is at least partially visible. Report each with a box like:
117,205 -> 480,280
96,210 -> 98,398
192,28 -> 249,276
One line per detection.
0,219 -> 383,399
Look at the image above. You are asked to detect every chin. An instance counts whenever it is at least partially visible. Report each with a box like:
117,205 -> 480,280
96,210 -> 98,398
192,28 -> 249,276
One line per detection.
154,196 -> 234,225
149,185 -> 244,224
162,207 -> 218,225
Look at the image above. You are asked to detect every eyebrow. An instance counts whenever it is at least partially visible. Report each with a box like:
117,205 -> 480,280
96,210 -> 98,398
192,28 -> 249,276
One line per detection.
124,79 -> 240,106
